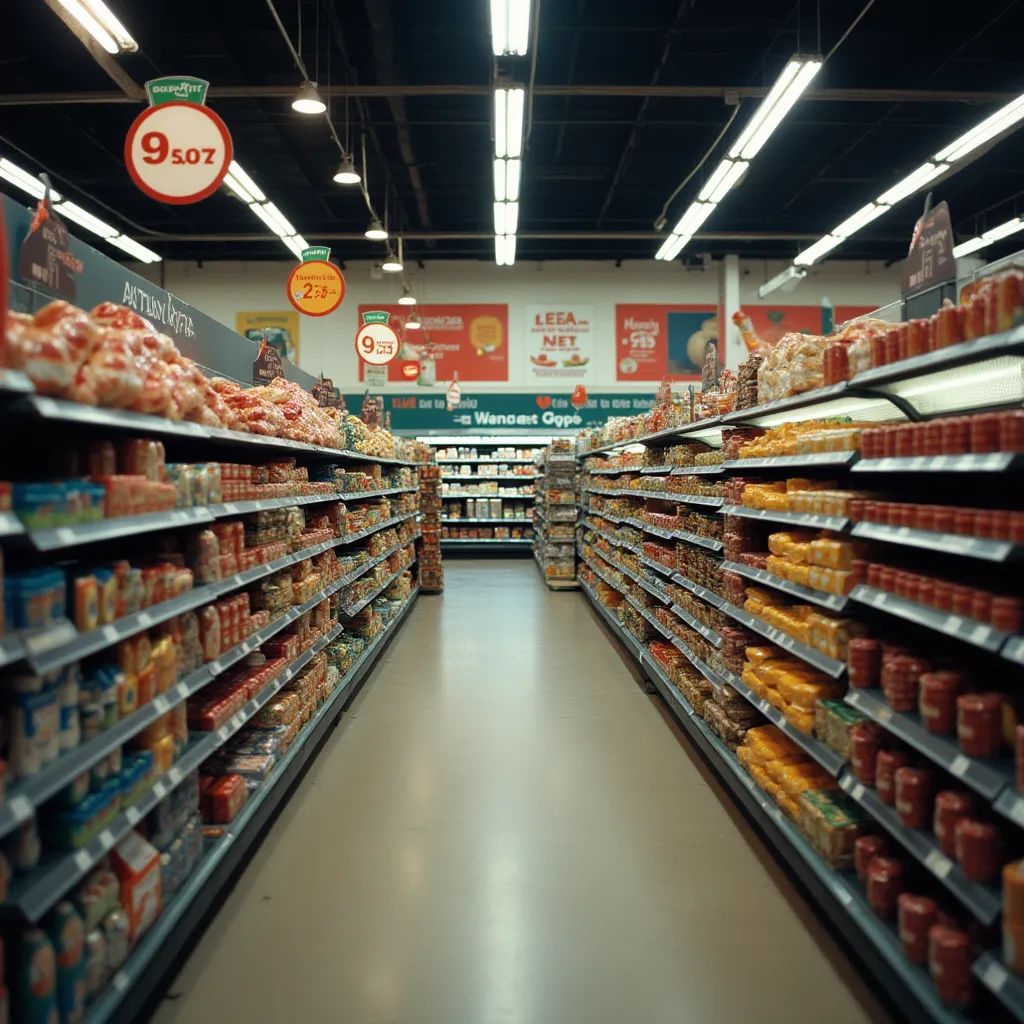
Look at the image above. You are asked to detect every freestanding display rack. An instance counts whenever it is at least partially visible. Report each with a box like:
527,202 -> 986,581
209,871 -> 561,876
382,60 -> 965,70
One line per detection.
576,314 -> 1024,1024
533,440 -> 579,590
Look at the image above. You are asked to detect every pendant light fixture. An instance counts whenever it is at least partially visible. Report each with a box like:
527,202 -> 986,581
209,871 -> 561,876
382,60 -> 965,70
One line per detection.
382,237 -> 404,273
365,216 -> 388,241
292,80 -> 326,114
398,286 -> 417,306
405,314 -> 422,330
333,153 -> 360,185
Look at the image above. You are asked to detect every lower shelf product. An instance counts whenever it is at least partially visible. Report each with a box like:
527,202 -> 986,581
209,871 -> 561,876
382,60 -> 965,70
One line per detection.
417,465 -> 444,592
533,441 -> 578,589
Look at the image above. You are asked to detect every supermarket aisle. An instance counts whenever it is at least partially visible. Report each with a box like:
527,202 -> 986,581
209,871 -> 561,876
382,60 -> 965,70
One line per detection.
153,560 -> 888,1024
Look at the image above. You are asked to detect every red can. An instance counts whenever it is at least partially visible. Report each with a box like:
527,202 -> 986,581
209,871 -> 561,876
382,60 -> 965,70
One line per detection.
884,328 -> 902,365
861,429 -> 882,459
855,835 -> 887,882
862,499 -> 878,523
848,499 -> 866,523
973,510 -> 993,539
1010,513 -> 1024,545
895,430 -> 915,457
850,559 -> 868,587
953,509 -> 976,536
928,925 -> 973,1008
916,505 -> 937,532
867,856 -> 904,919
957,692 -> 1004,758
970,590 -> 992,624
951,585 -> 974,617
992,596 -> 1024,632
966,294 -> 988,340
915,577 -> 935,607
999,410 -> 1024,453
989,510 -> 1011,541
919,671 -> 963,735
934,790 -> 974,858
969,412 -> 1001,454
935,304 -> 966,350
895,766 -> 933,829
882,426 -> 899,458
852,721 -> 884,785
876,749 -> 911,805
923,421 -> 944,456
878,566 -> 896,593
870,333 -> 889,368
907,319 -> 931,357
848,638 -> 881,689
866,562 -> 881,589
898,893 -> 938,965
955,818 -> 1001,883
931,506 -> 955,533
942,417 -> 970,455
932,580 -> 953,612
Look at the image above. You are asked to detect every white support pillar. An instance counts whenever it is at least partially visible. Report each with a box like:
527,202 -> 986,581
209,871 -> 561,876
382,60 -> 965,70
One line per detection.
720,253 -> 742,371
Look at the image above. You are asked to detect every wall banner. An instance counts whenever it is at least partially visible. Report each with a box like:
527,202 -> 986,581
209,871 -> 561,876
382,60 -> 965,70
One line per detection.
616,304 -> 719,381
525,304 -> 593,380
357,304 -> 508,383
236,310 -> 299,364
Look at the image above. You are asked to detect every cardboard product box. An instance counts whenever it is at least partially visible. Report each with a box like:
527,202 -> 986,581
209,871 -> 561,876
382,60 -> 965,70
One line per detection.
490,499 -> 501,518
110,831 -> 162,943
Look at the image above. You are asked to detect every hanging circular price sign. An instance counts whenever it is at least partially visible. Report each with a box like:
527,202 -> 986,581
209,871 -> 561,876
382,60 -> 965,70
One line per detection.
287,260 -> 346,317
355,311 -> 400,365
125,103 -> 232,205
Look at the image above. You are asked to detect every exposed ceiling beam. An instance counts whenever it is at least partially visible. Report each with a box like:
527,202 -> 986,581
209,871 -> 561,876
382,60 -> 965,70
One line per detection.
0,86 -> 1015,106
124,230 -> 818,242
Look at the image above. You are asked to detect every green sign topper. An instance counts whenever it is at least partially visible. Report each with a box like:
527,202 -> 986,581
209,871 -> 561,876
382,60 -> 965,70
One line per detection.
145,76 -> 210,107
301,246 -> 332,263
343,391 -> 656,432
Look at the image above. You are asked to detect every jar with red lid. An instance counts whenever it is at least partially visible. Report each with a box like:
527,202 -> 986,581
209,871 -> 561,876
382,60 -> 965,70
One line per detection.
999,410 -> 1024,453
953,509 -> 976,536
923,421 -> 944,456
957,692 -> 1004,757
915,505 -> 936,532
928,925 -> 972,1008
931,506 -> 955,533
1017,724 -> 1024,795
919,672 -> 963,735
850,559 -> 868,587
907,319 -> 931,357
867,856 -> 904,918
973,510 -> 993,539
898,893 -> 937,965
876,749 -> 911,804
989,510 -> 1011,540
934,791 -> 974,857
951,585 -> 974,617
855,834 -> 887,882
992,596 -> 1024,633
941,417 -> 970,455
870,333 -> 888,368
954,818 -> 1001,882
933,580 -> 953,611
969,412 -> 1001,453
970,590 -> 992,624
895,766 -> 934,829
852,721 -> 884,784
848,638 -> 881,689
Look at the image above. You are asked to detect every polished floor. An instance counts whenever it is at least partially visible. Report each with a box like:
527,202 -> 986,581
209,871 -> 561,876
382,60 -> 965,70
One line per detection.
153,559 -> 890,1024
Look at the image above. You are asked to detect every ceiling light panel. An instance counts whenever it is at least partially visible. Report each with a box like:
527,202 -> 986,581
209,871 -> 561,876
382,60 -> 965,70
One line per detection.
490,0 -> 530,55
56,0 -> 137,54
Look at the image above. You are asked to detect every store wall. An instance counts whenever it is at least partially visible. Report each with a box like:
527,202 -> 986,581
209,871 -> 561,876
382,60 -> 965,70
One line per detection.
139,258 -> 902,391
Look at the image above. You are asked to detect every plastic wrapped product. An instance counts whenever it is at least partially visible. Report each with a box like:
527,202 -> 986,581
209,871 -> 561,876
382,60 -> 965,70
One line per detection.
957,692 -> 1004,757
954,818 -> 1001,883
198,606 -> 222,662
187,530 -> 222,584
866,856 -> 904,919
934,790 -> 973,858
897,893 -> 937,965
854,835 -> 886,882
875,749 -> 910,806
928,926 -> 972,1008
894,767 -> 933,829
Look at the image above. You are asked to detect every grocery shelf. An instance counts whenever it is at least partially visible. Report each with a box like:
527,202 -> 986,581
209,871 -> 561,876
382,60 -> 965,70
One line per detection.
994,787 -> 1024,829
973,953 -> 1024,1022
723,452 -> 860,471
1004,638 -> 1024,666
440,537 -> 533,545
637,552 -> 674,577
0,511 -> 25,538
0,541 -> 412,842
721,559 -> 850,612
620,516 -> 724,551
850,521 -> 1021,563
440,517 -> 532,524
584,520 -> 641,554
720,504 -> 850,534
721,382 -> 852,426
27,507 -> 214,552
441,492 -> 535,499
717,600 -> 847,678
837,774 -> 1002,925
603,488 -> 724,508
436,458 -> 535,465
719,665 -> 845,776
608,555 -> 671,604
844,688 -> 1014,801
853,454 -> 1023,474
670,572 -> 725,608
669,602 -> 722,647
580,580 -> 975,1024
580,417 -> 723,456
670,465 -> 725,476
441,474 -> 537,482
341,559 -> 416,617
84,588 -> 419,1024
532,548 -> 577,590
849,584 -> 1010,654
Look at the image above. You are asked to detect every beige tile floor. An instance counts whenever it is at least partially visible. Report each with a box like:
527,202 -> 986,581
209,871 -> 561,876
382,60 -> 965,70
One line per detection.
152,559 -> 891,1024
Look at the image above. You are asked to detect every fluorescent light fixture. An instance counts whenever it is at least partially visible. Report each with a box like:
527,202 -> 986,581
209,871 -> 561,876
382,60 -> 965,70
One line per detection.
56,201 -> 118,238
654,233 -> 691,261
262,202 -> 296,237
105,233 -> 161,263
398,288 -> 417,306
56,0 -> 137,54
227,161 -> 265,202
672,201 -> 716,237
505,158 -> 521,201
493,159 -> 506,201
364,216 -> 388,241
222,171 -> 254,204
697,160 -> 736,203
505,201 -> 519,234
757,264 -> 807,298
250,202 -> 286,236
333,154 -> 360,185
490,0 -> 530,55
793,233 -> 845,266
495,87 -> 525,159
952,216 -> 1024,257
282,235 -> 304,260
0,158 -> 61,201
405,316 -> 422,330
382,253 -> 403,273
706,160 -> 747,203
876,162 -> 948,207
728,57 -> 821,161
504,234 -> 516,265
292,234 -> 308,250
292,81 -> 326,115
935,95 -> 1024,164
495,234 -> 517,266
952,235 -> 990,258
833,202 -> 887,238
493,201 -> 506,235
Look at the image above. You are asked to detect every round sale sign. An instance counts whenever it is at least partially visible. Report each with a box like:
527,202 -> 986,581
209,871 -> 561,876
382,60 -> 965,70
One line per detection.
286,260 -> 346,317
355,311 -> 400,365
125,103 -> 232,204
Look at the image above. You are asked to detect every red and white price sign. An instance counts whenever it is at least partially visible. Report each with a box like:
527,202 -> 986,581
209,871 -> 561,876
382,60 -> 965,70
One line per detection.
124,104 -> 232,205
355,313 -> 400,365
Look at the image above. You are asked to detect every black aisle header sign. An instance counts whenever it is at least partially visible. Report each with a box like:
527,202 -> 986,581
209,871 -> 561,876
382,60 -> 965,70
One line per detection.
252,338 -> 284,384
903,200 -> 956,298
19,201 -> 82,301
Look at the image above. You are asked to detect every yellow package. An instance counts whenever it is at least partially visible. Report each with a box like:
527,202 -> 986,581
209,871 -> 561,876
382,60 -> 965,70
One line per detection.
756,658 -> 810,685
779,795 -> 803,821
777,675 -> 843,711
741,664 -> 764,695
762,776 -> 783,801
745,646 -> 776,669
750,763 -> 773,791
766,757 -> 814,784
737,744 -> 754,770
746,725 -> 801,762
784,704 -> 817,735
763,491 -> 789,511
789,562 -> 812,586
787,477 -> 830,492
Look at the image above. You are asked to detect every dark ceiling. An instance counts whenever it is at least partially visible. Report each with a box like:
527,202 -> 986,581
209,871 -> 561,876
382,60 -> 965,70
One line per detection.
1,0 -> 1023,265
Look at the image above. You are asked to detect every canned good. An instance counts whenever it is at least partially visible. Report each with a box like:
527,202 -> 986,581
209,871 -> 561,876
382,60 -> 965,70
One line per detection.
916,505 -> 936,532
895,766 -> 933,829
867,856 -> 904,919
992,596 -> 1024,632
907,319 -> 931,357
953,509 -> 976,535
852,721 -> 884,785
919,672 -> 963,735
934,790 -> 973,858
875,749 -> 910,805
970,590 -> 992,623
898,893 -> 937,965
928,925 -> 972,1008
951,585 -> 974,617
957,692 -> 1004,757
848,638 -> 881,689
955,818 -> 1001,883
855,834 -> 887,882
1000,410 -> 1024,453
969,413 -> 1001,454
942,417 -> 969,455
